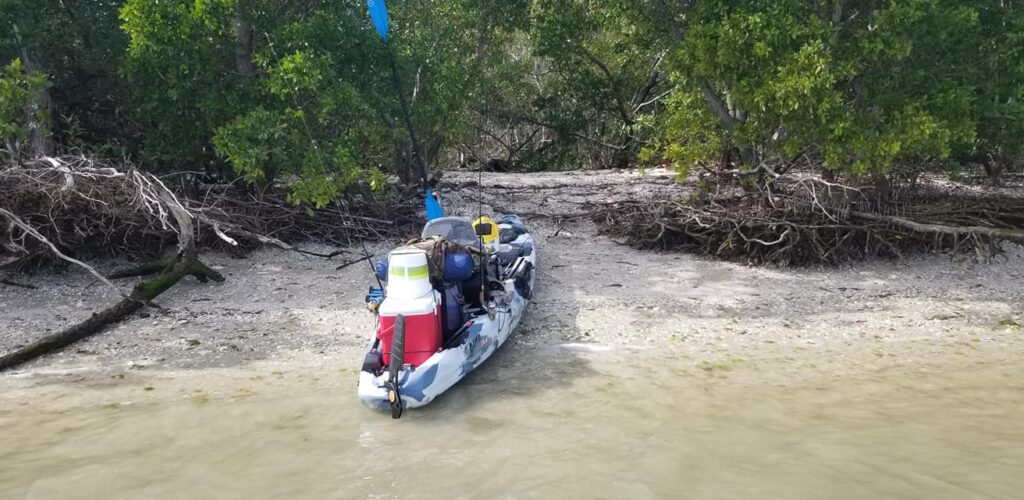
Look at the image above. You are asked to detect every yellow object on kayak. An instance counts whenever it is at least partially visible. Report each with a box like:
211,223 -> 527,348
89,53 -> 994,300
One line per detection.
473,216 -> 499,250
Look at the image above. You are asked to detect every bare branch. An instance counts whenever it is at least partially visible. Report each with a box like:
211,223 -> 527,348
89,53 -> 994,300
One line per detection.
576,45 -> 635,126
0,207 -> 125,296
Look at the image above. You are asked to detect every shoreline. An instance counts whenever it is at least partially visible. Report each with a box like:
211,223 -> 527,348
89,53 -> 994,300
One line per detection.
2,169 -> 1023,387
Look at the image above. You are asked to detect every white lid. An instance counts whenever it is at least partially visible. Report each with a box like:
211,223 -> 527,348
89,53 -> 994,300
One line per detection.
387,250 -> 432,300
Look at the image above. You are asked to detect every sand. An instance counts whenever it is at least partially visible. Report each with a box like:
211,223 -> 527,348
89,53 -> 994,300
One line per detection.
2,168 -> 1023,387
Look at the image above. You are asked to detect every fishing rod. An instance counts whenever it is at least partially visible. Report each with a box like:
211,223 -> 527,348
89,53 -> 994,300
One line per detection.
366,0 -> 444,221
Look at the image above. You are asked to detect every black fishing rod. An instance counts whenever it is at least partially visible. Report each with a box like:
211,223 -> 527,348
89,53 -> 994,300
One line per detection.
367,0 -> 444,220
386,48 -> 429,192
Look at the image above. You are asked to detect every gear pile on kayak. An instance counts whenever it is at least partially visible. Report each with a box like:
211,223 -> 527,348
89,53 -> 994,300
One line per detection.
357,0 -> 537,419
358,214 -> 536,417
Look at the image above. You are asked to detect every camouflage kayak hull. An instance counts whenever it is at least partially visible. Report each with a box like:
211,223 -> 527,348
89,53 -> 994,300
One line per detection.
358,232 -> 536,411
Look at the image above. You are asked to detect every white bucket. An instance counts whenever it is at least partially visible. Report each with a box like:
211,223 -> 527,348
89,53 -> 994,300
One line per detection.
386,250 -> 432,300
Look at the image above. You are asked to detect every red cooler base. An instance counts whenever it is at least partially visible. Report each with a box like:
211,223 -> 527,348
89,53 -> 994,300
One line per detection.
377,309 -> 442,367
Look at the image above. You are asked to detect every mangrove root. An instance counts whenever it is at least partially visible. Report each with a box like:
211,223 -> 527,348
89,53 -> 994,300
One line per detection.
0,175 -> 224,371
595,182 -> 1024,266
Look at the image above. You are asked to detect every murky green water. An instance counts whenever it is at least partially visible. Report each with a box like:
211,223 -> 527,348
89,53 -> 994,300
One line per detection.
2,347 -> 1023,499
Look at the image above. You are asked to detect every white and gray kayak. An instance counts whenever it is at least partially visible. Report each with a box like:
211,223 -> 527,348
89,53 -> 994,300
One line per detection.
358,215 -> 536,417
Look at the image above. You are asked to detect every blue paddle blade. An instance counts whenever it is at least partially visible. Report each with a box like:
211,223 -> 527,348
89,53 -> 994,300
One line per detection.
424,188 -> 444,221
366,0 -> 389,43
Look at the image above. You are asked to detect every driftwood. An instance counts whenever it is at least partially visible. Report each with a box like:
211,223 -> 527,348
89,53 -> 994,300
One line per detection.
0,248 -> 222,371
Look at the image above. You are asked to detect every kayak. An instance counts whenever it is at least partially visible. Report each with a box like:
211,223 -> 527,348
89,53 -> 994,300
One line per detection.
358,215 -> 536,417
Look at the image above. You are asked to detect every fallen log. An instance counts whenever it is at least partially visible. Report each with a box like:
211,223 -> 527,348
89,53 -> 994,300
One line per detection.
0,188 -> 223,371
849,211 -> 1024,242
0,251 -> 222,371
0,274 -> 35,289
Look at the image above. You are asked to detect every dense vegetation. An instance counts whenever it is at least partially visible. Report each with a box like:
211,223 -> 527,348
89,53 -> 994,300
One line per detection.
1,0 -> 1022,204
2,0 -> 1023,368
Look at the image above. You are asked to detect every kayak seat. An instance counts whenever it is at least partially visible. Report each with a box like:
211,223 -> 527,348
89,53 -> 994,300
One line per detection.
422,217 -> 478,247
499,225 -> 526,244
496,221 -> 531,264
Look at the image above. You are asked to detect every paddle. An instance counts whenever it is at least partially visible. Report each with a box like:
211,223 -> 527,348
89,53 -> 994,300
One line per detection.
366,0 -> 444,221
386,314 -> 405,419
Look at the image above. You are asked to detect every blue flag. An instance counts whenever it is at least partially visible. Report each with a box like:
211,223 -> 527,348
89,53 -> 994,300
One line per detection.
424,188 -> 444,221
366,0 -> 389,43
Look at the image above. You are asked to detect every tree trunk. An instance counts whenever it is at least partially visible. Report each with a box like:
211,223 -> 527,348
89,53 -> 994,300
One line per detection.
11,22 -> 53,158
983,154 -> 1005,187
394,139 -> 414,184
232,17 -> 257,77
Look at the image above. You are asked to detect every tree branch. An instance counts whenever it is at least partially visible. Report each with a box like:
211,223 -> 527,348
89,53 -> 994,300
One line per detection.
576,45 -> 635,126
699,82 -> 742,130
632,50 -> 666,110
850,211 -> 1024,242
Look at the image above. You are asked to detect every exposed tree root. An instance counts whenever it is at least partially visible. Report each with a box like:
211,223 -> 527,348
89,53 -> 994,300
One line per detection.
334,254 -> 371,271
0,156 -> 418,270
0,275 -> 35,289
848,211 -> 1024,241
186,183 -> 418,253
0,158 -> 226,369
0,207 -> 123,294
595,180 -> 1024,266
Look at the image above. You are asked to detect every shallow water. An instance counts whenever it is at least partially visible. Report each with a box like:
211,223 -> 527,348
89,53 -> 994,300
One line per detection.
2,347 -> 1023,500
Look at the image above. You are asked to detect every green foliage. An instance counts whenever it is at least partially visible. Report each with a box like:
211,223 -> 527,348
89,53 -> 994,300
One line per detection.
119,1 -> 385,202
652,0 -> 988,178
0,59 -> 49,157
969,1 -> 1024,163
523,0 -> 665,169
657,87 -> 721,175
0,0 -> 131,154
1,0 -> 1021,202
120,0 -> 526,203
120,0 -> 260,165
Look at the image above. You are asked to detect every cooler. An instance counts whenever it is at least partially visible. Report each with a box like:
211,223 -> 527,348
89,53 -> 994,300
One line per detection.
377,249 -> 443,367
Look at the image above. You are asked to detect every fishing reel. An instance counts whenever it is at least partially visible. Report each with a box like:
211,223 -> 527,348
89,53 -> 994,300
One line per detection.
365,286 -> 384,314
